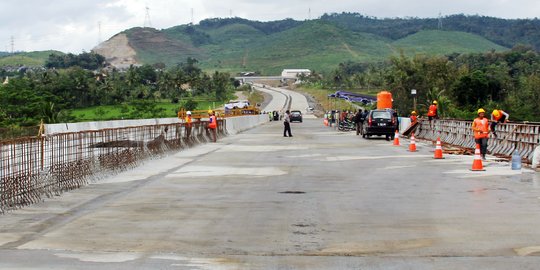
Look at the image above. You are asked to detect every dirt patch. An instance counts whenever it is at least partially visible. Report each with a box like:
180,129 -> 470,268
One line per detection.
93,34 -> 139,68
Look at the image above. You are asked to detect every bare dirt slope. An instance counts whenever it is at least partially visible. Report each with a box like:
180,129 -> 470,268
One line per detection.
93,33 -> 139,68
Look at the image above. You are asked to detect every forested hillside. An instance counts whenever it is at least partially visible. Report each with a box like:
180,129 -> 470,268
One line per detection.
102,14 -> 518,73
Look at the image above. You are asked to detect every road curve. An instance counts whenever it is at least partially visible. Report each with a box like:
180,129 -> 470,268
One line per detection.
254,84 -> 316,119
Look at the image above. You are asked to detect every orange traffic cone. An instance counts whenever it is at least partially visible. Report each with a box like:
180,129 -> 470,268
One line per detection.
471,144 -> 485,171
434,137 -> 444,159
408,134 -> 417,152
393,130 -> 400,146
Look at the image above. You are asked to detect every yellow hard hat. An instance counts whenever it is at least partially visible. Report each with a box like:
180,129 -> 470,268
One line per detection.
433,100 -> 438,104
492,110 -> 500,117
208,110 -> 213,114
411,111 -> 417,115
478,108 -> 486,114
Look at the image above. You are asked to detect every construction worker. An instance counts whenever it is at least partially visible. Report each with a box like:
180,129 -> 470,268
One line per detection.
472,108 -> 490,160
490,109 -> 509,138
410,111 -> 418,123
427,101 -> 438,120
208,110 -> 217,142
185,111 -> 193,138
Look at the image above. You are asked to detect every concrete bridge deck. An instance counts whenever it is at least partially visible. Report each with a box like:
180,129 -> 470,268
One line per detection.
1,118 -> 539,269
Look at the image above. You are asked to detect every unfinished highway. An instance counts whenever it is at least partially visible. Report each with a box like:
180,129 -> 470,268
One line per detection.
1,88 -> 540,269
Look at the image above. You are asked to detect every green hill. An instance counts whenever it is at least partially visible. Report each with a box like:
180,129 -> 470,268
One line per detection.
392,30 -> 507,55
107,18 -> 511,74
223,21 -> 394,74
0,50 -> 63,67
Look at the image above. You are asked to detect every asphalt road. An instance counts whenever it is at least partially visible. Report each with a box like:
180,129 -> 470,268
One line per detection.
1,120 -> 540,269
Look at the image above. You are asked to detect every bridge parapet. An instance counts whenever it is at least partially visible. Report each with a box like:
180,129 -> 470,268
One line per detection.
415,119 -> 540,163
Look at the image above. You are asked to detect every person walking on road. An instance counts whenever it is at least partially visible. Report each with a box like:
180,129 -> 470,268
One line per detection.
472,108 -> 490,160
283,110 -> 293,137
490,109 -> 509,138
207,110 -> 217,142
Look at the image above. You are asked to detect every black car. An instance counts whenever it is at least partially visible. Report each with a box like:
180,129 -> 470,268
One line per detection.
361,109 -> 398,140
290,110 -> 303,122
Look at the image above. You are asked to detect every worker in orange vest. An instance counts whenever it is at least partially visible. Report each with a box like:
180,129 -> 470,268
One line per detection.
185,111 -> 193,138
208,110 -> 217,142
410,111 -> 418,123
490,109 -> 509,138
427,101 -> 438,120
472,108 -> 490,160
427,100 -> 438,128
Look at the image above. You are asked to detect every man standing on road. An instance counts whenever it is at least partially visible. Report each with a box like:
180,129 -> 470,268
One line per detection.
354,109 -> 364,136
472,108 -> 490,160
283,110 -> 293,137
490,109 -> 509,138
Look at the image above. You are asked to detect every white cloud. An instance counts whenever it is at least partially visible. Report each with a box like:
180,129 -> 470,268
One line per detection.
0,0 -> 539,53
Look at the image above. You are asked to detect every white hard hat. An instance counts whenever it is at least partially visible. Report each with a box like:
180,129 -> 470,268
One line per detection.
186,111 -> 192,115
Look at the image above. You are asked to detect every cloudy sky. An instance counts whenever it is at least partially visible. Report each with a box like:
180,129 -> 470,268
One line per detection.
2,0 -> 540,53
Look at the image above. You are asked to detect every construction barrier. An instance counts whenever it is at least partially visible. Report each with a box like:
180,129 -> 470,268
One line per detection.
415,119 -> 540,163
0,115 -> 268,214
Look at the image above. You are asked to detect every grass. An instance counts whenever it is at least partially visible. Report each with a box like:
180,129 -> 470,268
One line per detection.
295,86 -> 358,112
0,50 -> 63,67
392,30 -> 507,55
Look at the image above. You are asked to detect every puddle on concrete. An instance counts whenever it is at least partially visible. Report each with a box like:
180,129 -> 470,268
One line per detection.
279,191 -> 306,194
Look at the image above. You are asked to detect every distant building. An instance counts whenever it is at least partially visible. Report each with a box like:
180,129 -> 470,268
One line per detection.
281,69 -> 311,79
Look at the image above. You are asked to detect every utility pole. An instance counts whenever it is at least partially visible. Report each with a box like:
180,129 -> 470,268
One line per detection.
438,12 -> 443,30
230,9 -> 233,18
98,21 -> 102,44
144,6 -> 152,28
10,36 -> 14,54
309,8 -> 311,20
191,8 -> 194,25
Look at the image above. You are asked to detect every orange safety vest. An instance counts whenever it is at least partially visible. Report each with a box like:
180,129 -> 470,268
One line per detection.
427,105 -> 437,117
185,116 -> 192,127
410,115 -> 417,123
472,117 -> 489,139
208,115 -> 217,129
492,110 -> 505,121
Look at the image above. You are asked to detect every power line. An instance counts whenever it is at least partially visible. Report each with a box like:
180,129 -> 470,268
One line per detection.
10,36 -> 14,54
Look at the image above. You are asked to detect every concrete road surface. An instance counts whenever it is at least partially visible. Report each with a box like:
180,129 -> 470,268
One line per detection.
255,84 -> 316,119
1,119 -> 540,269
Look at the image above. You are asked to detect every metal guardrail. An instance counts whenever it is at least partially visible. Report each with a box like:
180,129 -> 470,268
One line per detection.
0,120 -> 226,214
415,119 -> 540,163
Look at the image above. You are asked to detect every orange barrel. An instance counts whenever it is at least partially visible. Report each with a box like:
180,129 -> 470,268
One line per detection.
377,91 -> 393,109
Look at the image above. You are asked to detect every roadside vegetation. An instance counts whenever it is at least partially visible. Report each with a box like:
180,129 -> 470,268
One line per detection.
0,55 -> 239,128
299,46 -> 540,121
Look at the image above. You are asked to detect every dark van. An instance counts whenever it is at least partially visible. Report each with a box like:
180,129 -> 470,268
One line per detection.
362,109 -> 398,140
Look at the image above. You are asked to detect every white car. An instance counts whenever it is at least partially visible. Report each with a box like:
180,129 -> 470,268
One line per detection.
225,100 -> 250,110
